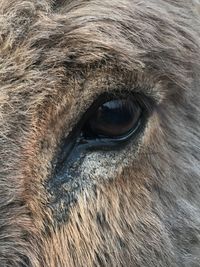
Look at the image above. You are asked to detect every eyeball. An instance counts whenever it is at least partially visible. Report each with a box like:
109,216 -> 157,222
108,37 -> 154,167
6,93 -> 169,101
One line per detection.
82,97 -> 142,139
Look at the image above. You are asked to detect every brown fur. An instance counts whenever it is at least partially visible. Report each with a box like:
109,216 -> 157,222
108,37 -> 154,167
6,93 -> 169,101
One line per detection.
0,0 -> 200,266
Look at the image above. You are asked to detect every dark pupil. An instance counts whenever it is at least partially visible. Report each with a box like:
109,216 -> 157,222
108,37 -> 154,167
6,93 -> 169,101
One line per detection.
85,98 -> 141,138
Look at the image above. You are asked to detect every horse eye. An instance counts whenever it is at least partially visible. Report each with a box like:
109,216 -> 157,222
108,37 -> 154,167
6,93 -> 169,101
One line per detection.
82,98 -> 142,139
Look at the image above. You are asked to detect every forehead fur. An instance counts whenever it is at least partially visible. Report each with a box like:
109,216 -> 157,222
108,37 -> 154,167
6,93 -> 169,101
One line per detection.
0,0 -> 200,91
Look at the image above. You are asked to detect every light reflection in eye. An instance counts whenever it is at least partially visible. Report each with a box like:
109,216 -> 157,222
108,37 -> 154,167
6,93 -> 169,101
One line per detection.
83,98 -> 142,139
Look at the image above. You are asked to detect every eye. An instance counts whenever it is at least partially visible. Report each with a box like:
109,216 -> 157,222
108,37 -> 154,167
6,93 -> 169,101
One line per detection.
55,93 -> 151,167
82,96 -> 142,140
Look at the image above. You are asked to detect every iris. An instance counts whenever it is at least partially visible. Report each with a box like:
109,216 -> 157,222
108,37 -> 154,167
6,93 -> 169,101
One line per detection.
83,98 -> 142,139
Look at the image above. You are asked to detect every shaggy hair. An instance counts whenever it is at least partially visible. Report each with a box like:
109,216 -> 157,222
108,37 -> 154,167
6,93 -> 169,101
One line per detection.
0,0 -> 200,266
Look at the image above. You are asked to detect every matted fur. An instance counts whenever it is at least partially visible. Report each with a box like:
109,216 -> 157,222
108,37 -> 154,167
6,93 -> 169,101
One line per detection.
0,1 -> 200,266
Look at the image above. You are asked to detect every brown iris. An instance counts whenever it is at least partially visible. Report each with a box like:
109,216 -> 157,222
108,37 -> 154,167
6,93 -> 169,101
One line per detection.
83,98 -> 142,139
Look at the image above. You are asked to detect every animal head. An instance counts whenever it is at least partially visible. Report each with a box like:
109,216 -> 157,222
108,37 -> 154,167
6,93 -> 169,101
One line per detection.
0,1 -> 200,266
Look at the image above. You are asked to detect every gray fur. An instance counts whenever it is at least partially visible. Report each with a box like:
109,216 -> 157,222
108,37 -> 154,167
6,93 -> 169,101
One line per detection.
0,0 -> 200,266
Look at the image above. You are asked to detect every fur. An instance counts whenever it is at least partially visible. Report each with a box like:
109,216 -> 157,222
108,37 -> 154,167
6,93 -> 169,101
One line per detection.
0,0 -> 200,266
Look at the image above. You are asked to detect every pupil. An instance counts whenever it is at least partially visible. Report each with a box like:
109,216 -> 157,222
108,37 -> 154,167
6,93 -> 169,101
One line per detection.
86,98 -> 141,138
